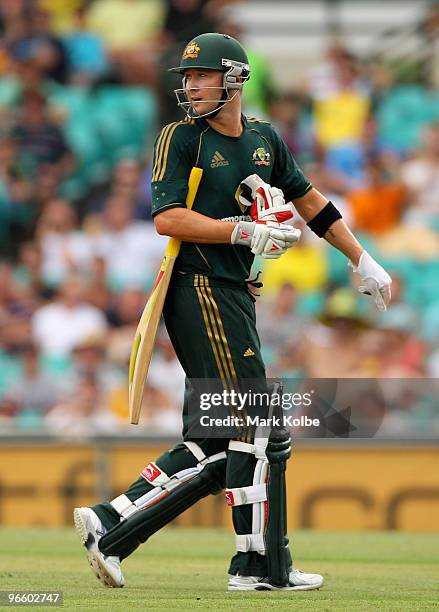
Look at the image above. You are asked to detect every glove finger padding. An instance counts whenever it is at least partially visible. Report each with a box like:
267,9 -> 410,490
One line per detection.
258,227 -> 302,257
273,226 -> 302,246
262,245 -> 287,259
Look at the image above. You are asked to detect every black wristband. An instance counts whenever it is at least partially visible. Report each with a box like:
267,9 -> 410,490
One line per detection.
307,201 -> 342,237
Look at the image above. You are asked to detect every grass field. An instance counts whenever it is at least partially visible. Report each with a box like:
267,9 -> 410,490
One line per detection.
0,527 -> 438,611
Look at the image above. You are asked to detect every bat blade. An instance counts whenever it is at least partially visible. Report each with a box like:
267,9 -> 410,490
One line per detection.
128,252 -> 176,424
128,166 -> 203,425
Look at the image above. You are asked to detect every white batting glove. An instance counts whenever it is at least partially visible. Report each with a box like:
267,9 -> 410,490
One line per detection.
238,174 -> 294,223
349,251 -> 392,311
231,220 -> 301,259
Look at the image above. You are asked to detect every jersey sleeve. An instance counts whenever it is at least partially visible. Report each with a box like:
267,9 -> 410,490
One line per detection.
151,123 -> 196,217
269,127 -> 312,201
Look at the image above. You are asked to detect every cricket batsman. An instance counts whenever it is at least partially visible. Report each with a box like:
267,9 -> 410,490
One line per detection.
74,32 -> 392,591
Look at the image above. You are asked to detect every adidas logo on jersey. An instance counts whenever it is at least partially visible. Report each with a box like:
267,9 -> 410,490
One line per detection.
210,151 -> 229,168
243,347 -> 255,357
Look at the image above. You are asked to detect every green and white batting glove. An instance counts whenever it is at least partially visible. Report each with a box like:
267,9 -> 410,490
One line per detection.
231,220 -> 301,259
349,251 -> 392,311
238,174 -> 294,223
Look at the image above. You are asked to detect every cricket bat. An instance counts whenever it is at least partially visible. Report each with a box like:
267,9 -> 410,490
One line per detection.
128,166 -> 203,424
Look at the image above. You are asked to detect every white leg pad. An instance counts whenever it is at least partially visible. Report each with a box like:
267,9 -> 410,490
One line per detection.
252,458 -> 269,538
225,483 -> 267,507
227,440 -> 269,556
236,533 -> 265,554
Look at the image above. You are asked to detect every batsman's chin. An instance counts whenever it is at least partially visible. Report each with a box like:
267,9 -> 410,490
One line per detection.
190,100 -> 203,111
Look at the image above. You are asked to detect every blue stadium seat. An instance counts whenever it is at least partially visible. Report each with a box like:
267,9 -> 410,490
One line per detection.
376,85 -> 439,153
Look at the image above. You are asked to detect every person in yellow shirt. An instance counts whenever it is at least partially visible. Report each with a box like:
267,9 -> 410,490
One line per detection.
85,0 -> 164,52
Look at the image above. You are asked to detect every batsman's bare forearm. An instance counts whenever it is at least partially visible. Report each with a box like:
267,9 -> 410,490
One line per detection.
322,219 -> 363,265
154,207 -> 235,243
294,187 -> 363,266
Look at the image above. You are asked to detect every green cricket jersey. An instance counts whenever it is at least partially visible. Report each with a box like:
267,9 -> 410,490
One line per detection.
151,115 -> 312,284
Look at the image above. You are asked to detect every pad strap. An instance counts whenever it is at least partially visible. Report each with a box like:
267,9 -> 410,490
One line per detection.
110,494 -> 138,519
225,483 -> 267,507
183,441 -> 206,462
228,440 -> 267,460
235,533 -> 265,553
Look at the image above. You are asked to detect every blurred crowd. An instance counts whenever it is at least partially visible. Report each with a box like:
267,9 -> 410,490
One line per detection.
0,0 -> 439,438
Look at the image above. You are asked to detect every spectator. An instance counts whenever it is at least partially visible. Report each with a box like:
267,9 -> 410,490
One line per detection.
269,92 -> 314,163
278,288 -> 370,378
45,371 -> 117,438
309,43 -> 371,186
400,122 -> 439,227
85,0 -> 165,85
256,282 -> 305,371
32,273 -> 107,358
367,310 -> 427,377
66,333 -> 123,399
162,0 -> 217,44
111,158 -> 151,220
349,155 -> 407,233
86,0 -> 164,52
11,90 -> 74,177
148,331 -> 185,415
63,6 -> 108,85
93,194 -> 167,291
12,240 -> 43,298
1,341 -> 63,419
106,286 -> 145,364
0,135 -> 34,257
82,254 -> 112,312
0,261 -> 34,352
7,6 -> 69,84
35,198 -> 97,287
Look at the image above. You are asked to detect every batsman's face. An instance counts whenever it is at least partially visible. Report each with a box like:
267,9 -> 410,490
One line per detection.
183,69 -> 224,115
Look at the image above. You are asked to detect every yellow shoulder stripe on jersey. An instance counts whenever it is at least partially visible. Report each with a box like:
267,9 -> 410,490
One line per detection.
152,121 -> 176,182
152,117 -> 195,182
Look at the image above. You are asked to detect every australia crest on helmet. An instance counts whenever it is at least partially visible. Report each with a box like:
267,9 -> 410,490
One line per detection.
182,41 -> 201,60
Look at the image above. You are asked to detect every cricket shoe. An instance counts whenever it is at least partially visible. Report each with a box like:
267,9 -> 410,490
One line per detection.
73,507 -> 124,588
228,568 -> 324,591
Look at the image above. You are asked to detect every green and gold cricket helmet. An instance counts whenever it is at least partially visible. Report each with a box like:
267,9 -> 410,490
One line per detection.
169,32 -> 250,86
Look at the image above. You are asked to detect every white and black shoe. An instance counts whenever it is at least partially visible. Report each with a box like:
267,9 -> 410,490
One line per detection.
228,568 -> 324,591
73,507 -> 124,588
